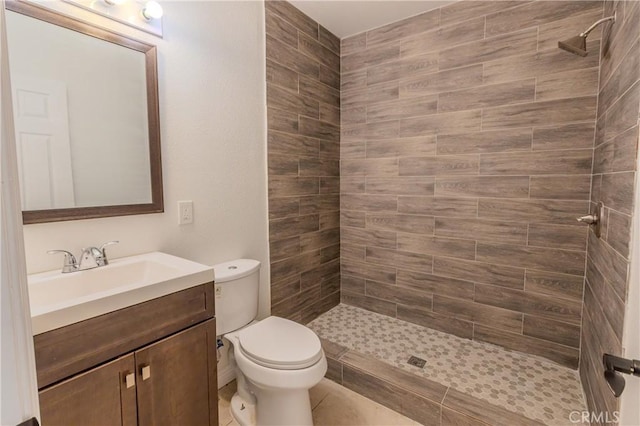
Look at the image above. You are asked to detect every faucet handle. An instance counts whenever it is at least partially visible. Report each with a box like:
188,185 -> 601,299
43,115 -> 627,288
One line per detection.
99,241 -> 119,265
47,250 -> 78,273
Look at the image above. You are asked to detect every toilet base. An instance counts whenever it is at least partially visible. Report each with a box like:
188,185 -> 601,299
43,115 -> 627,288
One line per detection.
230,393 -> 255,426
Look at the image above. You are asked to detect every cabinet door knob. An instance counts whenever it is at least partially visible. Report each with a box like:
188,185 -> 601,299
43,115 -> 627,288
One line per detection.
125,372 -> 136,388
141,365 -> 151,381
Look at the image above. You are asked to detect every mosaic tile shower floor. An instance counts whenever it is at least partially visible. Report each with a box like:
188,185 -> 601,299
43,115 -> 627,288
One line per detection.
308,304 -> 588,425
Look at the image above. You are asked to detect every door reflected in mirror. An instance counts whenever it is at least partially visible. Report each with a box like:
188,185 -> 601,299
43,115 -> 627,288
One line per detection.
5,0 -> 163,223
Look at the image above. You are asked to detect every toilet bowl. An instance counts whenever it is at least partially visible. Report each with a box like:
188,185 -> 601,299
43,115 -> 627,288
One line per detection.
214,260 -> 327,426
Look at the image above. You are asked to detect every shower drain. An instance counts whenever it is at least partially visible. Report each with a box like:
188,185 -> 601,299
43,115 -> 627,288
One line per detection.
407,355 -> 426,368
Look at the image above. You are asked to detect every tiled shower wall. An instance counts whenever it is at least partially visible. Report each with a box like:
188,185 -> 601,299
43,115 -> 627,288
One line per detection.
265,1 -> 341,323
340,0 -> 603,369
582,0 -> 640,421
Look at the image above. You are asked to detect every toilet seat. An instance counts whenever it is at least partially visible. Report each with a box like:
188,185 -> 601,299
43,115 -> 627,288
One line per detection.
237,316 -> 323,370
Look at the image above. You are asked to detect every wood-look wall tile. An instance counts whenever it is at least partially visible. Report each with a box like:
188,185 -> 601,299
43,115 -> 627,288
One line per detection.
271,274 -> 301,305
299,32 -> 340,72
476,242 -> 585,276
271,250 -> 321,283
366,280 -> 433,309
529,175 -> 591,200
397,304 -> 474,339
265,1 -> 318,38
475,283 -> 582,324
478,199 -> 589,225
439,28 -> 537,70
299,75 -> 340,107
433,256 -> 524,289
485,1 -> 601,37
342,70 -> 367,92
301,259 -> 340,287
399,64 -> 483,97
441,407 -> 493,426
397,233 -> 476,261
523,315 -> 580,348
398,269 -> 474,300
398,196 -> 478,217
341,275 -> 365,294
366,52 -> 439,86
299,158 -> 339,177
340,177 -> 365,194
437,129 -> 532,154
538,6 -> 604,50
268,154 -> 298,176
341,32 -> 366,57
300,229 -> 340,252
480,149 -> 592,175
299,116 -> 340,141
599,1 -> 640,86
366,176 -> 435,195
366,81 -> 400,104
436,217 -> 527,245
267,108 -> 299,134
265,10 -> 298,48
299,194 -> 339,214
269,214 -> 319,240
604,81 -> 640,142
267,85 -> 319,118
342,259 -> 397,285
439,79 -> 535,113
482,97 -> 596,129
269,176 -> 319,198
532,122 -> 596,151
341,292 -> 397,317
266,35 -> 319,79
342,106 -> 366,125
528,223 -> 587,251
341,158 -> 399,176
535,67 -> 599,102
320,243 -> 340,263
587,232 -> 628,301
366,136 -> 437,159
436,176 -> 529,198
343,121 -> 400,141
601,171 -> 635,215
366,8 -> 440,47
483,40 -> 600,84
341,242 -> 366,260
268,130 -> 319,157
525,269 -> 584,302
583,284 -> 622,355
366,213 -> 435,234
342,44 -> 400,73
341,364 -> 442,425
400,17 -> 485,57
320,211 -> 340,231
473,324 -> 579,368
434,295 -> 523,333
366,246 -> 433,272
269,197 -> 300,220
318,24 -> 340,53
301,290 -> 340,324
341,194 -> 397,212
598,38 -> 640,118
399,155 -> 480,176
606,210 -> 631,259
367,96 -> 438,122
270,236 -> 301,261
272,284 -> 320,319
341,227 -> 397,249
594,126 -> 638,174
266,59 -> 298,92
439,1 -> 528,26
400,110 -> 482,137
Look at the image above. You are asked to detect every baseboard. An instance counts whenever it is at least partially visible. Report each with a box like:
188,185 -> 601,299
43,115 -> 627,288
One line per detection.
217,364 -> 236,389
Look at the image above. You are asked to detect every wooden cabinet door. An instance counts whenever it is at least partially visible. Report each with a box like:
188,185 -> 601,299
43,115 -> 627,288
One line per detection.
135,319 -> 218,426
39,354 -> 137,426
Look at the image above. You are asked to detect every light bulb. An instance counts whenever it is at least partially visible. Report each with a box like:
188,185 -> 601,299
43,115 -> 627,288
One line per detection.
103,0 -> 126,5
141,1 -> 163,20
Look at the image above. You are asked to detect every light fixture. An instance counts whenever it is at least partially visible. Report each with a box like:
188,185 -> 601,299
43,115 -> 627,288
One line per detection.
103,0 -> 126,5
141,1 -> 163,21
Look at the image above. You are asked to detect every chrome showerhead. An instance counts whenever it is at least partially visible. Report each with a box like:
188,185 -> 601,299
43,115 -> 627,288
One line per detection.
558,13 -> 616,57
558,35 -> 588,57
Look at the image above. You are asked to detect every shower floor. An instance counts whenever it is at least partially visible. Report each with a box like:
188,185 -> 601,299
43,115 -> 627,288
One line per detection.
308,304 -> 587,425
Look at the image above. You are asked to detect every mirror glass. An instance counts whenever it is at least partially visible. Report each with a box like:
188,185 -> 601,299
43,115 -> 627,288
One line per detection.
4,1 -> 163,223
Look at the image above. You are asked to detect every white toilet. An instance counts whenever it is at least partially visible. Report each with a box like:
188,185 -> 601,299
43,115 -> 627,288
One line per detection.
214,259 -> 327,426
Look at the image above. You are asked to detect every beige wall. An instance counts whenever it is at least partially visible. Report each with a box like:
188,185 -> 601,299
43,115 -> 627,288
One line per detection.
265,1 -> 341,323
339,0 -> 603,368
582,0 -> 640,421
20,1 -> 272,318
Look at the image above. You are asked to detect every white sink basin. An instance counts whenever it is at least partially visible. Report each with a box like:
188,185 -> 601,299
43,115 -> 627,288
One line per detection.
28,252 -> 214,335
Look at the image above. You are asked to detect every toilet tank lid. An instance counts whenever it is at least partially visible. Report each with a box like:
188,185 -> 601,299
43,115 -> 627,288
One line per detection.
213,259 -> 261,283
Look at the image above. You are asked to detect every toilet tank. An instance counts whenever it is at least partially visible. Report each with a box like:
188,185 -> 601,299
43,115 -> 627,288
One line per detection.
213,259 -> 261,336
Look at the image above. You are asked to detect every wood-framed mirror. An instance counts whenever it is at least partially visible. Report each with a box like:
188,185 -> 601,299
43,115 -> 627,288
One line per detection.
5,0 -> 163,224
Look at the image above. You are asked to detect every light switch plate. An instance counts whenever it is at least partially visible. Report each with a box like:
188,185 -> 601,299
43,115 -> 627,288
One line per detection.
178,201 -> 193,225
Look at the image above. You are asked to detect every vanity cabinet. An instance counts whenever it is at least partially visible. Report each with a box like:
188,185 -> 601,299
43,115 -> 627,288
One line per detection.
34,283 -> 218,426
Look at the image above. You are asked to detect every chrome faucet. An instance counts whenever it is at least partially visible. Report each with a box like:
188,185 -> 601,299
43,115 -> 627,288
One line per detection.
48,241 -> 119,273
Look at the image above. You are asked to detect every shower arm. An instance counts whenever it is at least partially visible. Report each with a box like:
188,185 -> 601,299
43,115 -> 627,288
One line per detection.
580,13 -> 616,38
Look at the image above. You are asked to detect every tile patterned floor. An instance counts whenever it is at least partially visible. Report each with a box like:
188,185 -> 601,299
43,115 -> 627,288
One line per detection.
308,304 -> 588,425
218,378 -> 421,426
